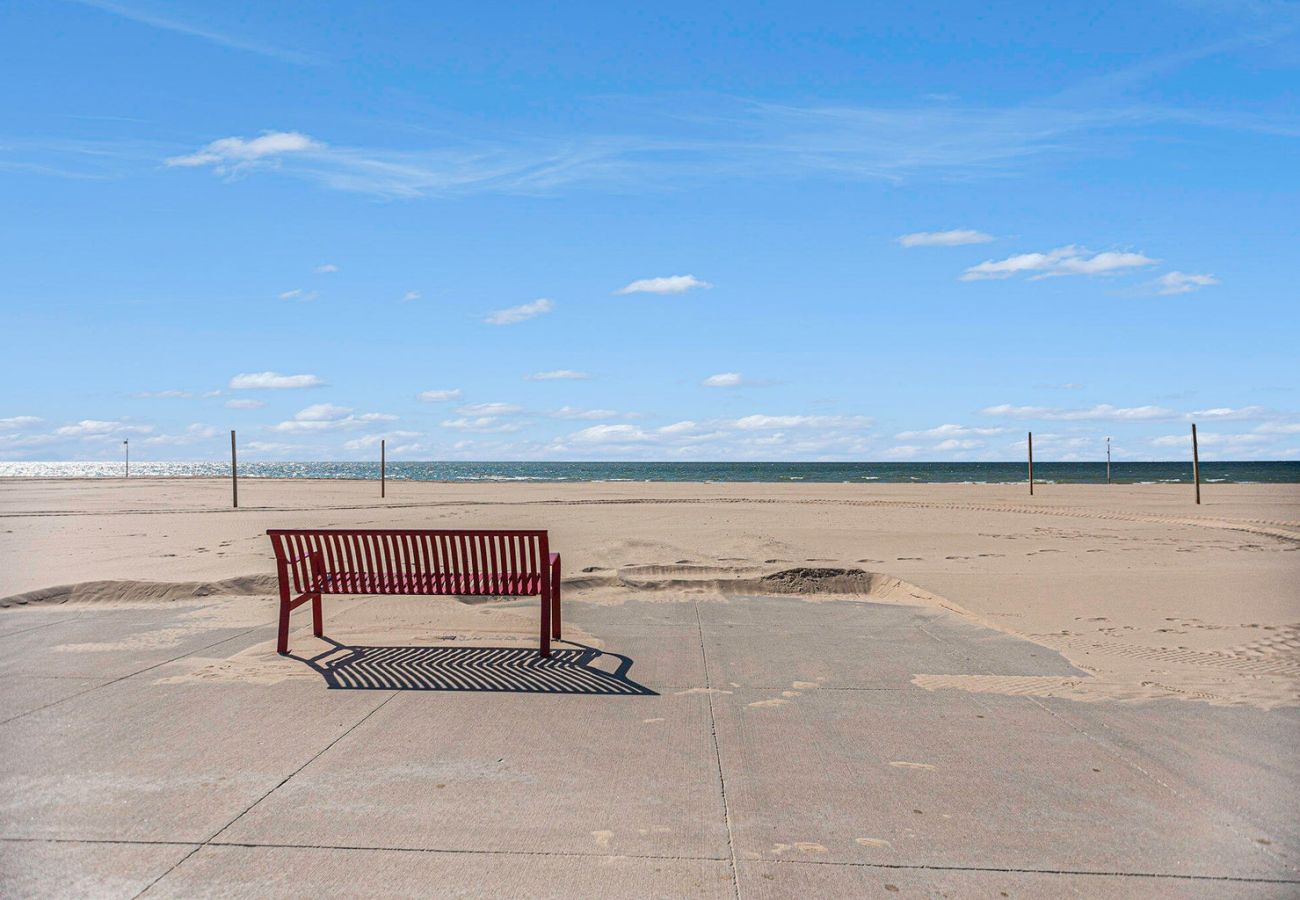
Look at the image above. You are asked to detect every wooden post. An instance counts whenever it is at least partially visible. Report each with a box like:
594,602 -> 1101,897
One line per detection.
381,439 -> 386,498
123,439 -> 129,478
1106,437 -> 1111,485
1191,423 -> 1201,505
230,429 -> 239,509
1027,431 -> 1034,495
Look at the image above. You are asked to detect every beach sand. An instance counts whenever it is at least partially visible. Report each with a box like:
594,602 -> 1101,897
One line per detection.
3,478 -> 1297,709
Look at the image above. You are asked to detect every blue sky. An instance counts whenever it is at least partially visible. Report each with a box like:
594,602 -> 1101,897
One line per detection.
2,1 -> 1297,462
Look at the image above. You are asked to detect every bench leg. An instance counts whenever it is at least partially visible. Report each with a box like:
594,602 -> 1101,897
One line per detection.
311,592 -> 324,637
277,596 -> 292,655
540,584 -> 551,659
550,556 -> 562,641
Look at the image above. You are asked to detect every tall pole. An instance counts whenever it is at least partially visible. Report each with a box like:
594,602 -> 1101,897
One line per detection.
123,439 -> 129,478
230,429 -> 239,509
1106,437 -> 1111,485
1191,423 -> 1201,505
381,439 -> 386,498
1027,431 -> 1034,496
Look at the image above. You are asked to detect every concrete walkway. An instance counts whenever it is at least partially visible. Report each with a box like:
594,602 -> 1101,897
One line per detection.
1,595 -> 1296,898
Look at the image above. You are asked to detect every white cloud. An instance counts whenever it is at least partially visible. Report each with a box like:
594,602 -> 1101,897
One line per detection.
343,431 -> 420,451
702,372 -> 743,388
134,389 -> 192,399
457,402 -> 523,416
980,403 -> 1177,422
55,419 -> 153,437
485,298 -> 553,325
526,370 -> 590,381
270,404 -> 396,432
224,398 -> 266,410
418,389 -> 462,402
1255,422 -> 1300,435
882,445 -> 923,459
616,275 -> 712,295
315,263 -> 338,273
229,372 -> 323,390
896,423 -> 1008,439
1190,406 -> 1267,421
961,245 -> 1158,281
243,441 -> 298,454
165,131 -> 322,171
440,417 -> 521,433
658,421 -> 698,435
1151,431 -> 1267,449
549,406 -> 619,420
567,424 -> 651,444
897,229 -> 994,247
0,416 -> 42,429
402,291 -> 420,302
142,424 -> 219,446
1156,271 -> 1219,295
278,288 -> 318,302
729,414 -> 872,430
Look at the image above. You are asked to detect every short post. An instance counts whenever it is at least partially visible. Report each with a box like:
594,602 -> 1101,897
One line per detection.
380,439 -> 386,498
230,429 -> 239,509
1027,431 -> 1034,495
1191,423 -> 1201,505
1106,437 -> 1111,485
123,439 -> 129,478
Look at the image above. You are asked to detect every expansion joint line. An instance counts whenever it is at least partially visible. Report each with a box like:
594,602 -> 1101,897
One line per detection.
695,602 -> 742,900
132,690 -> 400,898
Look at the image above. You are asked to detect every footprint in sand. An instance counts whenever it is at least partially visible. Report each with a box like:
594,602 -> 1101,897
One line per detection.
591,830 -> 613,849
889,761 -> 936,770
748,698 -> 789,708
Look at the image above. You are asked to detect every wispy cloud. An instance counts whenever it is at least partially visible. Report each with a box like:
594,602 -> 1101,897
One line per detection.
133,389 -> 192,399
1155,271 -> 1219,295
278,288 -> 318,302
314,263 -> 338,274
981,403 -> 1178,421
485,298 -> 553,325
616,275 -> 712,295
67,1 -> 315,65
439,416 -> 522,433
55,419 -> 153,437
456,402 -> 524,416
962,246 -> 1158,281
549,406 -> 620,420
270,404 -> 396,433
702,372 -> 744,388
158,83 -> 1300,199
229,371 -> 323,390
401,291 -> 421,302
896,423 -> 1008,439
0,416 -> 43,429
525,369 -> 590,381
166,131 -> 321,172
224,398 -> 266,409
418,389 -> 462,402
897,229 -> 993,247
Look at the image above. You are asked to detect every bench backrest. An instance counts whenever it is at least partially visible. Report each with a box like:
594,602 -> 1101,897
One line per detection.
267,528 -> 550,597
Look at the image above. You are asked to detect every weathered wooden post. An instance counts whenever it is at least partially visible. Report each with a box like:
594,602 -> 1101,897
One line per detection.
1106,437 -> 1111,485
1191,423 -> 1201,505
231,429 -> 239,509
1028,431 -> 1034,495
123,439 -> 129,478
381,439 -> 386,498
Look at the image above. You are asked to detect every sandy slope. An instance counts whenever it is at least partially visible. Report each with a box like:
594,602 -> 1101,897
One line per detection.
2,478 -> 1297,707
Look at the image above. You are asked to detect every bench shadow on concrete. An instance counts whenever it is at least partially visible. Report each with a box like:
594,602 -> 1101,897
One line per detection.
293,638 -> 656,696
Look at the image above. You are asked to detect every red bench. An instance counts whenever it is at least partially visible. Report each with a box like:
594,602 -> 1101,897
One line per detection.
267,528 -> 562,657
